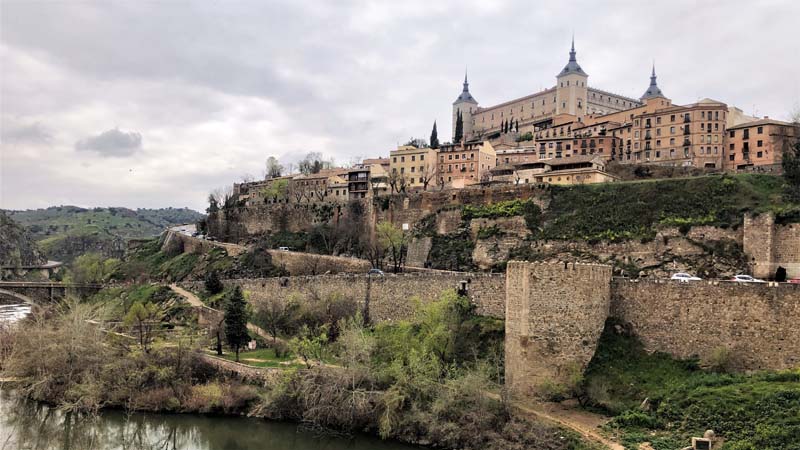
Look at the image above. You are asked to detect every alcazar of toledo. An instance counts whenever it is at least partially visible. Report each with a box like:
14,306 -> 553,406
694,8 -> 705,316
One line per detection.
452,38 -> 797,174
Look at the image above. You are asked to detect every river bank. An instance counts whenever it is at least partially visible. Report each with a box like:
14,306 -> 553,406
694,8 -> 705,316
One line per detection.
0,389 -> 419,450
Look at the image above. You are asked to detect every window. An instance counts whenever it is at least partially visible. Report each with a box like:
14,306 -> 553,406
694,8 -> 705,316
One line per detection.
410,178 -> 415,184
420,154 -> 425,161
410,166 -> 415,173
448,154 -> 453,160
670,126 -> 675,134
757,151 -> 763,158
670,138 -> 675,145
656,117 -> 661,124
411,155 -> 416,161
392,157 -> 397,163
729,130 -> 735,138
670,114 -> 676,122
757,126 -> 763,134
757,140 -> 763,147
400,156 -> 405,162
729,154 -> 735,161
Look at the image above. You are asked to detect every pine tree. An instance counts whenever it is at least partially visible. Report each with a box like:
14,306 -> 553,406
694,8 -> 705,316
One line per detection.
784,140 -> 800,201
515,119 -> 519,132
454,110 -> 463,143
204,270 -> 223,295
430,121 -> 439,149
224,286 -> 250,362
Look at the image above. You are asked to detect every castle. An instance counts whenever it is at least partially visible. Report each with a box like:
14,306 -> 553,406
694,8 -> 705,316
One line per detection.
452,38 -> 797,172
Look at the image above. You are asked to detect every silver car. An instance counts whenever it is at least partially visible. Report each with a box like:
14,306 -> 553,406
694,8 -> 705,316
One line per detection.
671,273 -> 701,282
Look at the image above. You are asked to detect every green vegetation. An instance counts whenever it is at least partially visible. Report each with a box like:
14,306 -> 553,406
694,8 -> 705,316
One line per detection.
5,206 -> 204,261
216,347 -> 301,368
224,286 -> 250,362
783,139 -> 800,202
463,198 -> 535,220
583,320 -> 800,449
428,231 -> 476,271
541,174 -> 791,241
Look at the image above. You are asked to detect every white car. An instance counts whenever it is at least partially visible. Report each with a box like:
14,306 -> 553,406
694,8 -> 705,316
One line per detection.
732,274 -> 766,283
671,273 -> 702,282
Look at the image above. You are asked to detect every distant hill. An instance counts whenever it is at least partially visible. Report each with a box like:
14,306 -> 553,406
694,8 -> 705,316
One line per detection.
0,211 -> 46,267
4,206 -> 204,262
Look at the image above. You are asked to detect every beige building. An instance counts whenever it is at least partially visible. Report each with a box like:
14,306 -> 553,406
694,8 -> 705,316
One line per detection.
453,39 -> 641,144
491,155 -> 616,186
436,141 -> 496,188
389,145 -> 437,191
725,118 -> 798,172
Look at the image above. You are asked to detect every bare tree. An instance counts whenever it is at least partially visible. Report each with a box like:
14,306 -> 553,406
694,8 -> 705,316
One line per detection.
420,163 -> 438,191
254,296 -> 297,343
265,156 -> 284,179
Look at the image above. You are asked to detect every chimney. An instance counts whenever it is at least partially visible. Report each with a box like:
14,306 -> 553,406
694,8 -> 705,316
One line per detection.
764,116 -> 769,119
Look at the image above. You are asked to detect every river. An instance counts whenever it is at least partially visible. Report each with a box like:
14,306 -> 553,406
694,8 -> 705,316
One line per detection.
0,304 -> 30,323
0,307 -> 417,450
0,391 -> 418,450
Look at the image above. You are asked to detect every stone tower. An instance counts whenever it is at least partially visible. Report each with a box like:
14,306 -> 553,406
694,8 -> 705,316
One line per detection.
555,37 -> 589,120
452,71 -> 478,142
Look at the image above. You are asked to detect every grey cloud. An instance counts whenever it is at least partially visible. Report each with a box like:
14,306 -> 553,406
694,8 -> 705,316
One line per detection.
1,121 -> 53,144
75,128 -> 142,157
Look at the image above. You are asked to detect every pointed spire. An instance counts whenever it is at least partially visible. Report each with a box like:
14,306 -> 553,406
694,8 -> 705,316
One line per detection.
454,67 -> 478,104
570,33 -> 576,60
641,62 -> 665,100
558,35 -> 587,78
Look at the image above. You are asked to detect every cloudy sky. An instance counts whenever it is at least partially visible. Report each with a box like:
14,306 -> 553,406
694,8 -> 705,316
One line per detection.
2,0 -> 799,212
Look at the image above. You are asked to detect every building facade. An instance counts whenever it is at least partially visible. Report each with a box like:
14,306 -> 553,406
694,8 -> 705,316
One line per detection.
436,141 -> 497,188
389,145 -> 437,190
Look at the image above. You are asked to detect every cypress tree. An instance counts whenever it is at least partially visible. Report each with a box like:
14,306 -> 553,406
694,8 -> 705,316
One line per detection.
454,111 -> 463,143
515,119 -> 519,132
224,286 -> 250,362
430,121 -> 439,149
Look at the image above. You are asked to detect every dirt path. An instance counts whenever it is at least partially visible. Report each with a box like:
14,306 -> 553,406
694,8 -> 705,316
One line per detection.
169,284 -> 285,345
513,401 -> 623,450
483,392 -> 622,450
169,284 -> 204,307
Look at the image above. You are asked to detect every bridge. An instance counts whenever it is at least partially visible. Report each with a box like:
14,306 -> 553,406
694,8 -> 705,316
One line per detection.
0,281 -> 102,305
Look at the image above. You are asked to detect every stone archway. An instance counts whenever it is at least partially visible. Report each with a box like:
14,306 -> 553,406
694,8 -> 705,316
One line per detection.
0,288 -> 36,305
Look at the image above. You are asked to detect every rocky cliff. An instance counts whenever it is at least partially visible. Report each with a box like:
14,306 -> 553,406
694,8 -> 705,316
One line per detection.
0,211 -> 46,267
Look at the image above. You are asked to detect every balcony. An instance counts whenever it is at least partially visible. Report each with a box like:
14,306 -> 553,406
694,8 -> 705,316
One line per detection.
683,128 -> 691,136
683,116 -> 691,123
644,132 -> 652,140
683,139 -> 691,146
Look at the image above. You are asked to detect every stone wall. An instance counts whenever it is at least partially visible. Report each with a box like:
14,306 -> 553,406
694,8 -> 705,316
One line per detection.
183,272 -> 506,322
611,278 -> 800,371
505,261 -> 613,398
744,213 -> 800,279
209,184 -> 549,243
267,250 -> 372,275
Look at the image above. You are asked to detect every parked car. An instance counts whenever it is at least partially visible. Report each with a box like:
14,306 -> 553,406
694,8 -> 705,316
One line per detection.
731,274 -> 766,283
671,273 -> 702,282
788,278 -> 800,284
278,246 -> 290,252
368,268 -> 385,276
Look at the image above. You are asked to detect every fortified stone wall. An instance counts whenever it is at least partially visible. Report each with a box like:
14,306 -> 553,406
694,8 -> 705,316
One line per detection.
611,279 -> 800,371
208,184 -> 549,243
744,213 -> 800,279
182,272 -> 506,322
505,261 -> 613,398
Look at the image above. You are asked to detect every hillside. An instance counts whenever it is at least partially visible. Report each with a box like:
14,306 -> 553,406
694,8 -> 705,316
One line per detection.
4,206 -> 204,262
0,211 -> 46,267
